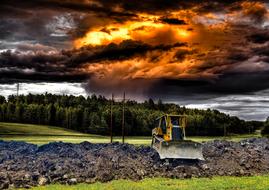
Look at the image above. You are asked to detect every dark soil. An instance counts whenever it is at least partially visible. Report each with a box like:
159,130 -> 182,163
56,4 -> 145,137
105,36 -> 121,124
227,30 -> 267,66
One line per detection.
1,138 -> 269,189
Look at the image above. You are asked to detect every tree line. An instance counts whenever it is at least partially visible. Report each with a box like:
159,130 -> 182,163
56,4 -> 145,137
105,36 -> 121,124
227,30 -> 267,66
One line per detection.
0,94 -> 263,136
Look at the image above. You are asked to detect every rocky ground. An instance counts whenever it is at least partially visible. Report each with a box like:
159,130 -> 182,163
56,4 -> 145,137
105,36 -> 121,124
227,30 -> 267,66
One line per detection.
1,138 -> 269,189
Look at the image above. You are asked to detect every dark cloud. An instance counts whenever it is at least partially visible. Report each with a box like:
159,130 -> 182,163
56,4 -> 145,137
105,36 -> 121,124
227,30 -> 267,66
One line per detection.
75,40 -> 186,64
227,52 -> 250,62
0,0 -> 267,49
95,0 -> 248,14
85,71 -> 269,105
146,72 -> 269,99
252,44 -> 269,56
159,17 -> 187,25
16,43 -> 57,52
0,0 -> 138,22
248,32 -> 269,44
174,49 -> 194,61
0,71 -> 88,84
241,1 -> 268,24
64,40 -> 186,68
0,40 -> 186,83
0,19 -> 20,39
0,11 -> 72,49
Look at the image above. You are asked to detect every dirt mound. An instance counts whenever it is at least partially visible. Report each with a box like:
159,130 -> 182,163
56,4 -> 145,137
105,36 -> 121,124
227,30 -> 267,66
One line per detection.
0,138 -> 269,189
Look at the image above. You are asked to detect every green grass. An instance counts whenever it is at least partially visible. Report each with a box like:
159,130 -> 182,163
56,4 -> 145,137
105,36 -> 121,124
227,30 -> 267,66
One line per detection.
187,133 -> 261,143
0,122 -> 89,136
0,122 -> 261,145
24,175 -> 269,190
0,122 -> 151,145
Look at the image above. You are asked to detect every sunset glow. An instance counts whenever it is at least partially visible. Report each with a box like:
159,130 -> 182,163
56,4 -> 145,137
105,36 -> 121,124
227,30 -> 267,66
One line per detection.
74,15 -> 192,48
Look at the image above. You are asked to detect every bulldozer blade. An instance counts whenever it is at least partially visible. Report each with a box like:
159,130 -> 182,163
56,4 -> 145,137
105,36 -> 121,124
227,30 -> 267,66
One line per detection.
152,137 -> 204,160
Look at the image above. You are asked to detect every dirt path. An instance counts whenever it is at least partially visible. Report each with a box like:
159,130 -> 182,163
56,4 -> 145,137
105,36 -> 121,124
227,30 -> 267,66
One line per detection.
0,138 -> 269,189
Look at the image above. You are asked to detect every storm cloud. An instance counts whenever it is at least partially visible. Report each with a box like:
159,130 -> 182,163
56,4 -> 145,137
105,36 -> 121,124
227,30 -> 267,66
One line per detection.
1,0 -> 269,120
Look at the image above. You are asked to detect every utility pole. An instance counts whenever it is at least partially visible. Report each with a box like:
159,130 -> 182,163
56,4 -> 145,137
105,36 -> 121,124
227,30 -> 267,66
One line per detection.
122,92 -> 125,144
17,83 -> 20,96
224,124 -> 227,138
110,93 -> 114,143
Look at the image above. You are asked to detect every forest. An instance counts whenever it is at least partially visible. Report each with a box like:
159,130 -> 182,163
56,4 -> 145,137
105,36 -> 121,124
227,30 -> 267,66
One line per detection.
0,94 -> 264,136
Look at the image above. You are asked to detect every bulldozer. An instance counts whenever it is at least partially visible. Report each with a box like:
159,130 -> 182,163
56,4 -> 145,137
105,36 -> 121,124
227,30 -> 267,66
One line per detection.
151,114 -> 204,160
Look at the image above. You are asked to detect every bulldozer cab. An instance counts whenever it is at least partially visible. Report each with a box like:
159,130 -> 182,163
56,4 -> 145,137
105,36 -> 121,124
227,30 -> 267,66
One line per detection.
156,115 -> 186,141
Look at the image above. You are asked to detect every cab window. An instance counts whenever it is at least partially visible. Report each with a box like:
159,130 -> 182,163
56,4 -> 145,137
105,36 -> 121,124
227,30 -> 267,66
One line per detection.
170,116 -> 179,126
160,117 -> 166,133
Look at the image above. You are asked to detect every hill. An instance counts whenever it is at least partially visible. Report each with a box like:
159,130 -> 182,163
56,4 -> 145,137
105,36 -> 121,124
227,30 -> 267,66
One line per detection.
0,122 -> 151,145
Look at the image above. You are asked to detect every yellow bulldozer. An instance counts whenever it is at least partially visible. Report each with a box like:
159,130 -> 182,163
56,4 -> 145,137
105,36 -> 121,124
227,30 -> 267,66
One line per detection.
151,114 -> 204,160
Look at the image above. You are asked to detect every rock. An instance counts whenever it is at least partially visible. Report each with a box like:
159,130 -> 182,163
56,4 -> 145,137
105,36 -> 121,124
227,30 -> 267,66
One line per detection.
24,184 -> 32,189
218,170 -> 224,176
137,169 -> 145,176
31,172 -> 40,182
201,164 -> 209,170
245,163 -> 251,169
38,177 -> 47,186
239,158 -> 246,166
0,181 -> 9,189
24,173 -> 31,180
63,174 -> 69,179
68,178 -> 77,185
97,170 -> 114,182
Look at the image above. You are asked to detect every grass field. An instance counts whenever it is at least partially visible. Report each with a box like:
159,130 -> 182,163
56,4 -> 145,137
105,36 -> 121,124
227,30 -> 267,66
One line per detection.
0,122 -> 261,145
23,175 -> 269,190
0,122 -> 151,145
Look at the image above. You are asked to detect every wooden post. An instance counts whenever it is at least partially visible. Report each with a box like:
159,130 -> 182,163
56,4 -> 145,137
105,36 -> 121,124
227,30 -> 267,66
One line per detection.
17,83 -> 19,96
224,124 -> 227,137
110,93 -> 114,143
122,92 -> 125,144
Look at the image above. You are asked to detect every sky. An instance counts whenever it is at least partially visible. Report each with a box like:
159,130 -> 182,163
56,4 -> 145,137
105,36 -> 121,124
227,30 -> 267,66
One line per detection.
1,0 -> 269,121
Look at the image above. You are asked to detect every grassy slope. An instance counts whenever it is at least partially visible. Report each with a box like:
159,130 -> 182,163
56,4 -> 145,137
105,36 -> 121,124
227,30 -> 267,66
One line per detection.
0,122 -> 89,136
25,176 -> 269,190
0,122 -> 151,145
0,122 -> 261,145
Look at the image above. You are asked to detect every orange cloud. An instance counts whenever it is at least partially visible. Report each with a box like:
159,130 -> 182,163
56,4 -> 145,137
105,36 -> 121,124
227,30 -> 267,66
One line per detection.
74,14 -> 192,48
75,4 -> 267,87
241,1 -> 268,21
84,46 -> 220,83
